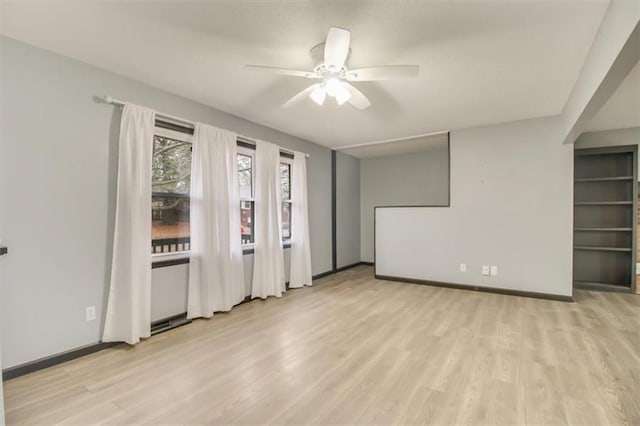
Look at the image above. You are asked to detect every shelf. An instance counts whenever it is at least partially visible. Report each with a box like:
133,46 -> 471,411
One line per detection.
574,281 -> 632,293
575,176 -> 633,182
574,246 -> 632,252
574,201 -> 632,206
574,227 -> 632,232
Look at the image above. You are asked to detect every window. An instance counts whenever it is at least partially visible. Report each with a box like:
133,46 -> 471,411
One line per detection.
237,151 -> 292,245
151,127 -> 293,255
152,133 -> 192,254
280,160 -> 292,241
238,150 -> 254,245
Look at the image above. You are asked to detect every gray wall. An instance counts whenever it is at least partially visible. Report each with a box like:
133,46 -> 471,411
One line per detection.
335,152 -> 361,268
0,36 -> 333,368
360,141 -> 449,262
376,116 -> 574,296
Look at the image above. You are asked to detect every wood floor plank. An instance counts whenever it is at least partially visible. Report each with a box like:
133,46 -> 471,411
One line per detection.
4,265 -> 639,425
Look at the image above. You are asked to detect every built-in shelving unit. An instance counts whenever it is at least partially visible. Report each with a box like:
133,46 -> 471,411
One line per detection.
573,146 -> 637,293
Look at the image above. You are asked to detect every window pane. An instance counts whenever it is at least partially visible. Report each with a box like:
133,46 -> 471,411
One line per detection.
241,200 -> 254,244
152,135 -> 192,254
280,163 -> 291,200
152,195 -> 190,254
282,201 -> 291,240
238,154 -> 252,199
152,136 -> 191,194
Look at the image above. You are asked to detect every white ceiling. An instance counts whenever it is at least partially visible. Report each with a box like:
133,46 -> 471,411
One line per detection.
585,60 -> 640,132
1,0 -> 610,149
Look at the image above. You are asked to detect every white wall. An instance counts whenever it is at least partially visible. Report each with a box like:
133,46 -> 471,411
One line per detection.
561,0 -> 640,144
336,152 -> 360,268
150,265 -> 188,322
576,126 -> 640,170
150,252 -> 292,323
360,142 -> 449,262
576,127 -> 640,148
376,116 -> 574,297
0,36 -> 334,368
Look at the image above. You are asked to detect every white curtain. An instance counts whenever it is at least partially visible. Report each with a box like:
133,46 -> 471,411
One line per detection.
188,124 -> 245,318
251,140 -> 286,299
103,103 -> 155,345
289,152 -> 313,288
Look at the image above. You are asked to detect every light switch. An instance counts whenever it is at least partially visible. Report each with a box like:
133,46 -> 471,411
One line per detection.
482,265 -> 490,276
490,266 -> 498,276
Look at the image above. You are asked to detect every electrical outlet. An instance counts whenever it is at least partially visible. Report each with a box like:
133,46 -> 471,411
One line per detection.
459,263 -> 467,272
482,265 -> 490,276
85,306 -> 96,322
490,266 -> 498,276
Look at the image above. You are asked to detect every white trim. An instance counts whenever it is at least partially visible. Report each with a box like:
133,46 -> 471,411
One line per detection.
238,147 -> 255,246
280,158 -> 294,243
238,146 -> 256,202
151,250 -> 190,263
280,157 -> 294,203
151,129 -> 193,258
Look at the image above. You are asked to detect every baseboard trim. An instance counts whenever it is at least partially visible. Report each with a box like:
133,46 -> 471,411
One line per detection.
312,270 -> 334,280
375,274 -> 574,302
360,261 -> 375,266
3,341 -> 119,381
336,262 -> 364,272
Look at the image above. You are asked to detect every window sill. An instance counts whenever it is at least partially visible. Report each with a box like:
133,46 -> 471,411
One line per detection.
152,251 -> 190,269
151,243 -> 292,268
242,242 -> 291,255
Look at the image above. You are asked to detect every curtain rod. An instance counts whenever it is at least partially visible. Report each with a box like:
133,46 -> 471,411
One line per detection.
102,96 -> 310,158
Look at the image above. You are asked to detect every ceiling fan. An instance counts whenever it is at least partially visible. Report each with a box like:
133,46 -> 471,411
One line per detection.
246,27 -> 420,110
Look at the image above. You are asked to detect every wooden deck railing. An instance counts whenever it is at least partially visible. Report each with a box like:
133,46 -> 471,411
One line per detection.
152,237 -> 190,254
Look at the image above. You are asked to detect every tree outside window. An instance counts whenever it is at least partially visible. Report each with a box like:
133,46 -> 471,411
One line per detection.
152,135 -> 191,254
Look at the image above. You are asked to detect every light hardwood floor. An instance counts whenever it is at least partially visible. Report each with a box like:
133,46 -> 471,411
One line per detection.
4,266 -> 640,425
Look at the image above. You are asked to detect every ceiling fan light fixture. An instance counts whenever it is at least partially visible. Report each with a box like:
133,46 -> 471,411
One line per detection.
335,89 -> 351,105
309,85 -> 327,105
324,77 -> 342,97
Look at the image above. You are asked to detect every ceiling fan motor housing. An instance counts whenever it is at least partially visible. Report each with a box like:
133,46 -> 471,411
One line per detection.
310,42 -> 351,77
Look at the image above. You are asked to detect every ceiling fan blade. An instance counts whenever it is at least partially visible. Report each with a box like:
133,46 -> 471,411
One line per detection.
324,27 -> 351,70
346,65 -> 420,81
246,65 -> 316,78
282,83 -> 321,108
343,82 -> 371,110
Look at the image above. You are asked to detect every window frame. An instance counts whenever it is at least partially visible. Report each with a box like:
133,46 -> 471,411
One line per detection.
280,157 -> 293,243
151,126 -> 194,263
238,146 -> 256,249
